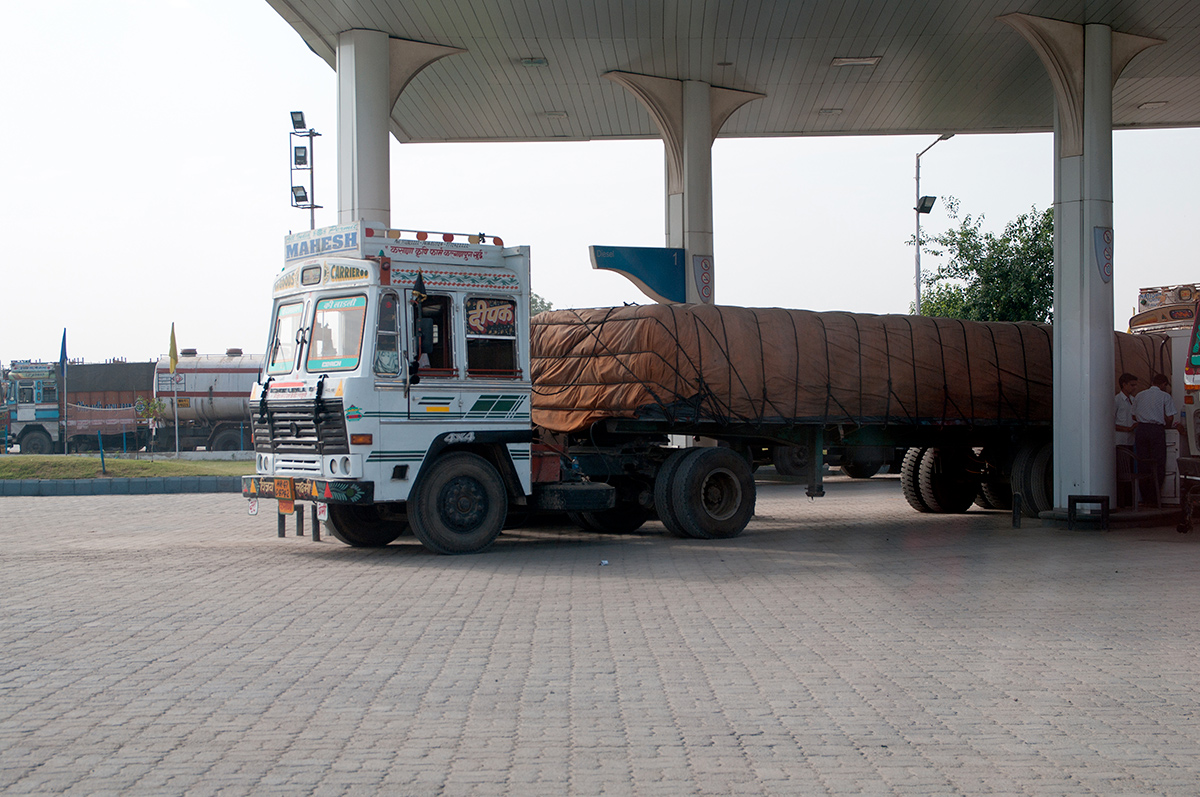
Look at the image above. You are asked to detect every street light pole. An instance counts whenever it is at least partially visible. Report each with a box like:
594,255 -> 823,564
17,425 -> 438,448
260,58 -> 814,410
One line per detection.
914,133 -> 954,315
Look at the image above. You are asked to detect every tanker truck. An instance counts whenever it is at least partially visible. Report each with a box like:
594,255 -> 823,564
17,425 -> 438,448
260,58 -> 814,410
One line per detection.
242,221 -> 1170,554
152,349 -> 263,451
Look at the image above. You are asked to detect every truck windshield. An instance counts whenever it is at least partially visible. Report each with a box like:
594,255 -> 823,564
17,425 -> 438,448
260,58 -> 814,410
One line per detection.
267,302 -> 305,376
308,295 -> 367,372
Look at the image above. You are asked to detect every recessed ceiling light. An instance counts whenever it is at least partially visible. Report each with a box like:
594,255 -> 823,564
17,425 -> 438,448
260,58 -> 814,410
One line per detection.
521,57 -> 549,67
831,56 -> 881,67
818,108 -> 843,115
1138,101 -> 1168,109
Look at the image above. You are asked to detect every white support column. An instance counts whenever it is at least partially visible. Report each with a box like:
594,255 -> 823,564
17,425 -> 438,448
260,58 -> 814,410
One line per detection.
604,72 -> 763,304
1001,14 -> 1161,510
678,81 -> 715,303
337,29 -> 391,228
1056,25 -> 1115,506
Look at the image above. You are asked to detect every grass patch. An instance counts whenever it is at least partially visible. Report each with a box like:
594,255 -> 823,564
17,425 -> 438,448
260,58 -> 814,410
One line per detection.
0,456 -> 255,480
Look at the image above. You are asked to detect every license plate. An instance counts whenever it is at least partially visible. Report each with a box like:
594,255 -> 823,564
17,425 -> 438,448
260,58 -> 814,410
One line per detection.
274,478 -> 295,500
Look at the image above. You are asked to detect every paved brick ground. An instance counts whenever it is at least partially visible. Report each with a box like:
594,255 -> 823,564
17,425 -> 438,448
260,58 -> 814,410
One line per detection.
2,475 -> 1199,795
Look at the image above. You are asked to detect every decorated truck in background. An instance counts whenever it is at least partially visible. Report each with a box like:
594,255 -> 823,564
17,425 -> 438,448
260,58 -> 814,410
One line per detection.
242,221 -> 1170,555
2,353 -> 261,453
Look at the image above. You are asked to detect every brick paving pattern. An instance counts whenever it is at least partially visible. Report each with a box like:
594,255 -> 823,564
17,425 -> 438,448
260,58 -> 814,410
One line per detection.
2,475 -> 1199,795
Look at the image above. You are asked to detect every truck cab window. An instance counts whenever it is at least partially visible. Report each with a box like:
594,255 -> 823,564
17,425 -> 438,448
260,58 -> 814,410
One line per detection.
308,295 -> 367,372
414,294 -> 454,375
267,302 -> 304,375
374,291 -> 400,376
42,384 -> 57,403
18,383 -> 33,403
465,297 -> 519,377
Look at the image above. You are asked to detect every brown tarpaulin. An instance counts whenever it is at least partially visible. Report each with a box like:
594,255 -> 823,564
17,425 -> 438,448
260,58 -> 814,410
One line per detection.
531,305 -> 1170,434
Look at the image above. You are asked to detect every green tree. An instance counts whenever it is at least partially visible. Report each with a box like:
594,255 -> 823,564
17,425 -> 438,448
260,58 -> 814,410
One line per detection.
531,292 -> 554,315
914,197 -> 1054,323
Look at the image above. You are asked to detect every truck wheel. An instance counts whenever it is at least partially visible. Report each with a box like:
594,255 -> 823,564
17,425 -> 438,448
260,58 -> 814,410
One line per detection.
841,461 -> 882,479
654,448 -> 698,537
771,445 -> 807,477
917,447 -> 978,513
980,480 -> 1013,510
670,447 -> 756,539
324,504 -> 406,547
569,503 -> 652,534
1010,440 -> 1051,518
409,452 -> 507,555
900,447 -> 931,512
20,429 -> 54,455
974,489 -> 996,510
209,428 -> 244,451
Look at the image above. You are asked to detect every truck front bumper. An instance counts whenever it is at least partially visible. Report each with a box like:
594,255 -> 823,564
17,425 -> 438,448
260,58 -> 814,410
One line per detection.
242,476 -> 374,505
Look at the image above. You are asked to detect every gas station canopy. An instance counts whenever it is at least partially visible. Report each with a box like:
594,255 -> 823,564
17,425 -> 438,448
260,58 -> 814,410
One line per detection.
267,0 -> 1200,143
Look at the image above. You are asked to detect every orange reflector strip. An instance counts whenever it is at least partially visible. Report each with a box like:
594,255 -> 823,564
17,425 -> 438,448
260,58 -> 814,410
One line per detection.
350,434 -> 373,445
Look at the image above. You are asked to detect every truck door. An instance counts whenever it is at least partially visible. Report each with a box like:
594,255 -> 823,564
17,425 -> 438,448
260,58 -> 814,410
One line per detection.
407,292 -> 458,419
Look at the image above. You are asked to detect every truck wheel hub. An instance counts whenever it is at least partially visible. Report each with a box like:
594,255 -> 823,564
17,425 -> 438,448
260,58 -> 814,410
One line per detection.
440,476 -> 486,530
701,468 -> 741,521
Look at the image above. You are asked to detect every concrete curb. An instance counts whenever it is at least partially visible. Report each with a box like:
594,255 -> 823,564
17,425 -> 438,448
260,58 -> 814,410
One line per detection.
1,476 -> 243,497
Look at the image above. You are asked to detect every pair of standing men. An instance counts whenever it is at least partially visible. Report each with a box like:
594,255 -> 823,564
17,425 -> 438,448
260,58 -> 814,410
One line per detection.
1115,372 -> 1182,497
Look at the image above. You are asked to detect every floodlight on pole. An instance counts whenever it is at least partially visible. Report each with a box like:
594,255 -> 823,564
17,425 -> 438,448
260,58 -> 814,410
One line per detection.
288,112 -> 321,230
914,133 -> 954,315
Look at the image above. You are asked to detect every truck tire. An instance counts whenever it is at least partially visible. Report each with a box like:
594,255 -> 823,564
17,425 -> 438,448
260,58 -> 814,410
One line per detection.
654,448 -> 698,537
917,447 -> 978,513
771,445 -> 807,477
324,504 -> 406,547
974,489 -> 996,510
20,429 -> 54,455
670,447 -> 756,539
409,452 -> 507,555
841,461 -> 882,479
1010,440 -> 1052,518
209,428 -> 244,451
840,446 -> 887,479
980,480 -> 1013,511
900,447 -> 931,512
569,503 -> 652,534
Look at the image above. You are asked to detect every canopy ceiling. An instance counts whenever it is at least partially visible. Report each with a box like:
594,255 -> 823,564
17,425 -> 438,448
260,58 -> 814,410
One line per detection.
267,0 -> 1200,142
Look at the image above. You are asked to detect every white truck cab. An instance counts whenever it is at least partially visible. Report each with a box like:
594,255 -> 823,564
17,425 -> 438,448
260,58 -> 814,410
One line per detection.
246,222 -> 541,552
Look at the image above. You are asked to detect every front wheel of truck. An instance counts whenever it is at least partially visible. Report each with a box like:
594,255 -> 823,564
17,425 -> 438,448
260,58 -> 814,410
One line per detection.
410,452 -> 507,555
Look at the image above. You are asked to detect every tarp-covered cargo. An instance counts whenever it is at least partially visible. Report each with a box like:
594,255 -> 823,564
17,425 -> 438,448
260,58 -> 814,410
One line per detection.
531,305 -> 1170,434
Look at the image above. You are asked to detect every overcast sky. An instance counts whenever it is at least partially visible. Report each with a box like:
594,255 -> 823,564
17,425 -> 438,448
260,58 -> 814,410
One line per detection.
4,0 -> 1199,364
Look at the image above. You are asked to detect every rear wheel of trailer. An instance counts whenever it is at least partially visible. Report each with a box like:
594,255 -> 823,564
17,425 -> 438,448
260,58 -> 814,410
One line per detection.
668,447 -> 756,539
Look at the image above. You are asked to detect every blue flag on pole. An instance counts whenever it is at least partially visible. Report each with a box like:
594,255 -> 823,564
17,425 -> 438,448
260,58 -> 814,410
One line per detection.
59,328 -> 67,379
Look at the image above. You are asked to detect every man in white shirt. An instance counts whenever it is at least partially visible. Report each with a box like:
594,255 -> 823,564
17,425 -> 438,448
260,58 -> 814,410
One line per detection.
1132,373 -> 1179,492
1115,373 -> 1138,505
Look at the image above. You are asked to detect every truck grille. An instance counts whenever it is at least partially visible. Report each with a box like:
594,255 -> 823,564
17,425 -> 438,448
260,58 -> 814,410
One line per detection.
252,398 -> 349,455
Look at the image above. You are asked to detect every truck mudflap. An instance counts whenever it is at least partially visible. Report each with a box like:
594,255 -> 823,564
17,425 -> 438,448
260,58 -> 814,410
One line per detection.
242,476 -> 373,505
532,482 -> 615,512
